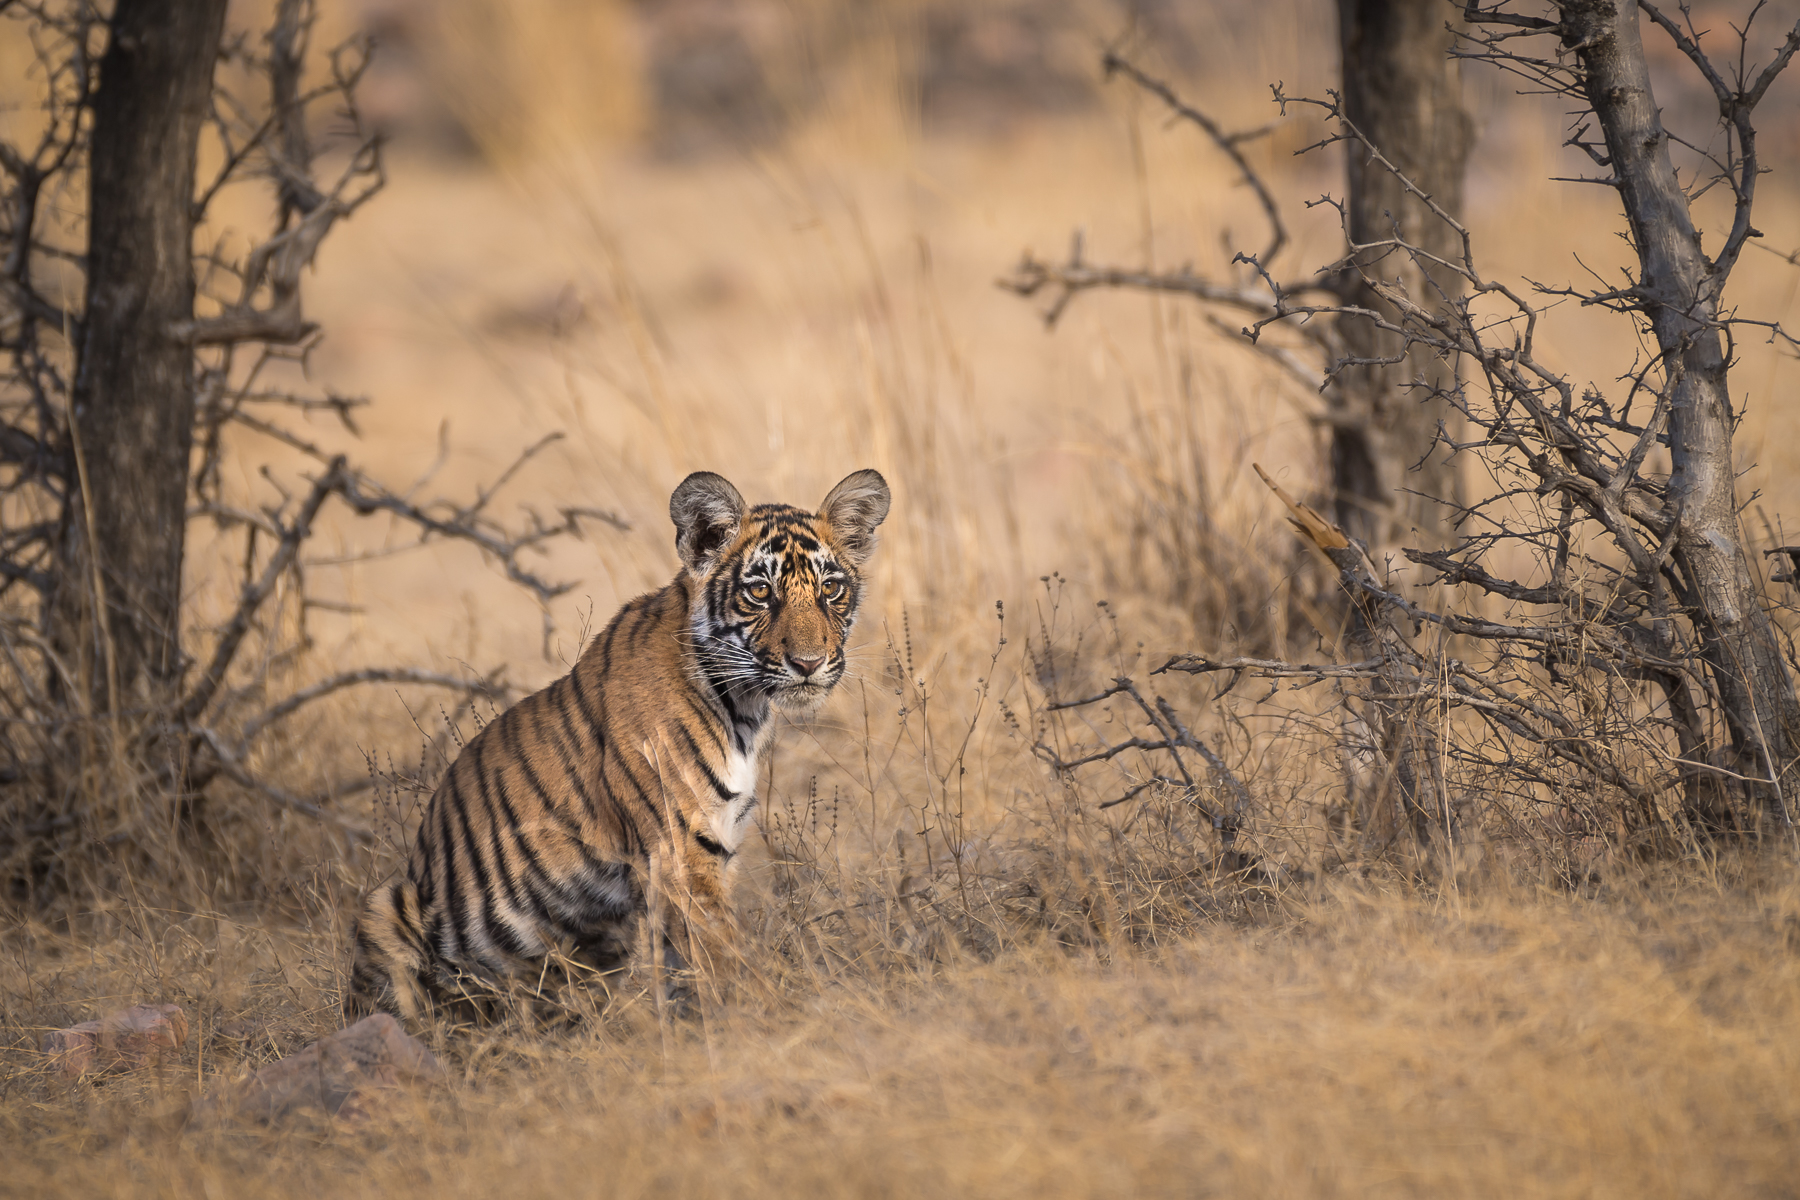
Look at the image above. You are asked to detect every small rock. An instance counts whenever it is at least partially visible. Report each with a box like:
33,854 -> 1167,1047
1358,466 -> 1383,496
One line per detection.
41,1003 -> 189,1076
194,1014 -> 442,1124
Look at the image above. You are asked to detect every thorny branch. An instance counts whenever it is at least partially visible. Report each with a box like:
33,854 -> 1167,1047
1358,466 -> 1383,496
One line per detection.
1035,672 -> 1256,859
1100,49 -> 1289,267
997,54 -> 1334,335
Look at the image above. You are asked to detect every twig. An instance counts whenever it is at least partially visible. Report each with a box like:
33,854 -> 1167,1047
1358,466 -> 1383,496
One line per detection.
181,457 -> 346,723
193,725 -> 371,839
240,667 -> 515,742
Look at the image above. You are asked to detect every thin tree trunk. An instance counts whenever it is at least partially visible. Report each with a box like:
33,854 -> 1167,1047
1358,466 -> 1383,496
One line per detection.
1333,0 -> 1474,842
1332,0 -> 1473,553
1560,0 -> 1799,821
55,0 -> 228,720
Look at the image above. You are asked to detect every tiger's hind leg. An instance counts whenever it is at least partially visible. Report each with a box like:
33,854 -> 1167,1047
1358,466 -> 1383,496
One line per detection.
346,877 -> 431,1026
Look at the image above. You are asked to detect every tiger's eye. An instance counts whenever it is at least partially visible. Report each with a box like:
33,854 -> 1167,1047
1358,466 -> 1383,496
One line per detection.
746,583 -> 771,602
822,579 -> 844,599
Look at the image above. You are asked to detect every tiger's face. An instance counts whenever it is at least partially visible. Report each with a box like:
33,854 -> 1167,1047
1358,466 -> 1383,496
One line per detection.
672,470 -> 891,712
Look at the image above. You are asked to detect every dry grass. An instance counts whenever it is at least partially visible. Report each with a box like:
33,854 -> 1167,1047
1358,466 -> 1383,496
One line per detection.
4,853 -> 1798,1198
6,0 -> 1800,1192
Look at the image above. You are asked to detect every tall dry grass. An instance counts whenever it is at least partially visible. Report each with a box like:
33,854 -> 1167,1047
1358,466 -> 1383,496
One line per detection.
5,0 -> 1800,1192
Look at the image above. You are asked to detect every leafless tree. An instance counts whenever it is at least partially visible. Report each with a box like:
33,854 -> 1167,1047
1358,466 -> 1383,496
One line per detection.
0,0 -> 623,903
1015,2 -> 1800,861
1539,0 -> 1800,816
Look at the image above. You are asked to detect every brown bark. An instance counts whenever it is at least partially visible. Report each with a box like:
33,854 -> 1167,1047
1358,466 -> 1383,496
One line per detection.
1559,0 -> 1799,818
1332,0 -> 1473,553
56,0 -> 229,717
1332,0 -> 1474,842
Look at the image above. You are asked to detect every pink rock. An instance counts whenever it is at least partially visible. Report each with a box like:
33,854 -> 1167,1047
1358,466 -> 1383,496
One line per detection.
195,1014 -> 442,1124
41,1003 -> 189,1076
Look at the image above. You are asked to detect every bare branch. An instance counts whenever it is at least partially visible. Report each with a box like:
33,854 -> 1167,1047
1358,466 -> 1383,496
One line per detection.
181,457 -> 347,722
240,666 -> 515,743
999,237 -> 1292,328
1100,50 -> 1289,268
996,51 -> 1332,332
1636,1 -> 1734,105
193,725 -> 371,839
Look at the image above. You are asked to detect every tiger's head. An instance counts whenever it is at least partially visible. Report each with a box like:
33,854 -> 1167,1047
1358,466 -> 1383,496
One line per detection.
671,469 -> 891,712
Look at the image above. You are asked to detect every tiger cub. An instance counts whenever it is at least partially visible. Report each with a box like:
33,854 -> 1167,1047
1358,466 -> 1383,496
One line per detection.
346,469 -> 891,1024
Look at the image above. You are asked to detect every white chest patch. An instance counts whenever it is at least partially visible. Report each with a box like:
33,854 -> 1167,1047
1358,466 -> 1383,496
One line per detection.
706,746 -> 762,852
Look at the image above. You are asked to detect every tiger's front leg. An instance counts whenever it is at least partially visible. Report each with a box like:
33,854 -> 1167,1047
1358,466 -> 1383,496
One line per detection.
646,843 -> 742,1012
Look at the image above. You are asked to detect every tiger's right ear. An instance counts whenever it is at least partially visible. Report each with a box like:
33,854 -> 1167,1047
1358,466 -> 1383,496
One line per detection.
819,468 -> 891,565
670,471 -> 747,576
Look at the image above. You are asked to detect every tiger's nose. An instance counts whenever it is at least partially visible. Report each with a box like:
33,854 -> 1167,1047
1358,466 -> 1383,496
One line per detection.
788,654 -> 826,678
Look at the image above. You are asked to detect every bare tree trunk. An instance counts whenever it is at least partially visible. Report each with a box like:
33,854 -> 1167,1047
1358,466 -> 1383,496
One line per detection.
1332,0 -> 1474,843
1332,0 -> 1473,553
55,0 -> 229,720
1559,0 -> 1799,821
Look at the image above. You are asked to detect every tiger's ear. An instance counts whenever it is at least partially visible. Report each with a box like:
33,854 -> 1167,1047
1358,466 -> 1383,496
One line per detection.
819,469 -> 891,565
671,471 -> 747,575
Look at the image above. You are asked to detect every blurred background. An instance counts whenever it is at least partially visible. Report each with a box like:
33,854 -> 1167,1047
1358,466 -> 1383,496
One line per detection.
187,0 -> 1800,680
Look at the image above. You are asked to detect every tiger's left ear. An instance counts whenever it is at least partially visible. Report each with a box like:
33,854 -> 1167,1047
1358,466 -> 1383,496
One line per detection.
819,469 -> 891,565
671,471 -> 747,576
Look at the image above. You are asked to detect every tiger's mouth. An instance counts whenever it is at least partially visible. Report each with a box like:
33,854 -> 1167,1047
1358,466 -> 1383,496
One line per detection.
771,669 -> 839,709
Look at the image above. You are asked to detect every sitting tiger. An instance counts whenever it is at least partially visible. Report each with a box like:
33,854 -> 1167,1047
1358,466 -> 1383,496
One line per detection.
346,469 -> 891,1024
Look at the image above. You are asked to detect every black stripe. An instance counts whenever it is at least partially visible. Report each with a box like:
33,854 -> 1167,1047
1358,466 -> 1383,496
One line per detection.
476,726 -> 539,933
672,721 -> 734,799
434,777 -> 473,960
625,594 -> 660,646
611,746 -> 666,821
708,670 -> 742,725
602,746 -> 655,855
393,880 -> 418,946
407,835 -> 435,906
544,685 -> 610,823
458,734 -> 525,959
568,662 -> 609,744
501,704 -> 589,861
493,791 -> 563,922
449,760 -> 510,959
678,686 -> 728,755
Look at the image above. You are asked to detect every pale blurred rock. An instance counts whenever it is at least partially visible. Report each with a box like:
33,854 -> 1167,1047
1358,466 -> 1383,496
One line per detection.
194,1014 -> 442,1124
41,1003 -> 189,1076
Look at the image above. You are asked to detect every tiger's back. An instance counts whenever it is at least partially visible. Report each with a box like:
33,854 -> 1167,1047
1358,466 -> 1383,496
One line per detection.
347,469 -> 891,1024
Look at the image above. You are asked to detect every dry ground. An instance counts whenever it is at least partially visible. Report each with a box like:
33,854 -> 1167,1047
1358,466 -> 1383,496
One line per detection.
4,858 -> 1798,1198
6,1 -> 1800,1194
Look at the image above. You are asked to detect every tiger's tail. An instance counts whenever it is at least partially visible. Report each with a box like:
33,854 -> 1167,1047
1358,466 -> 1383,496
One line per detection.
346,877 -> 430,1025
